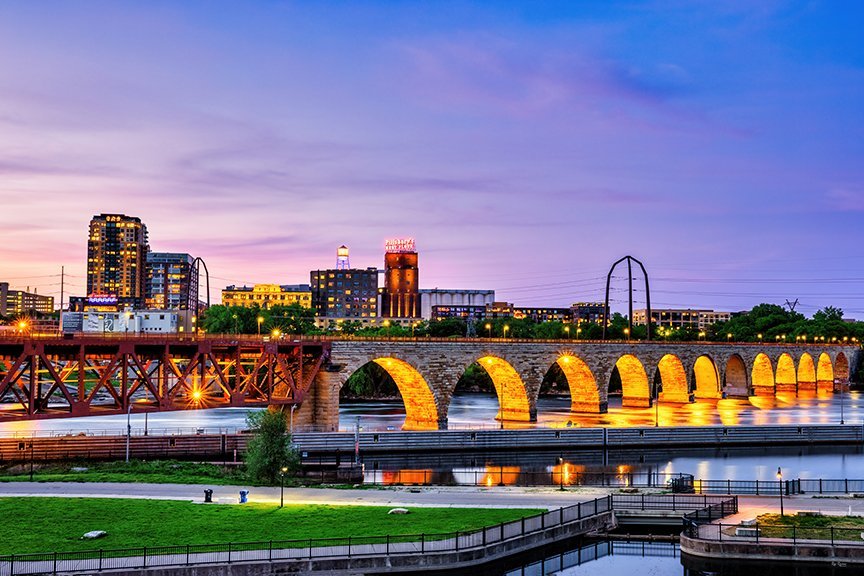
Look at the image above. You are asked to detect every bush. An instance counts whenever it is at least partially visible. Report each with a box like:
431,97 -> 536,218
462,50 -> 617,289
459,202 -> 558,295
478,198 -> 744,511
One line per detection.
244,409 -> 300,485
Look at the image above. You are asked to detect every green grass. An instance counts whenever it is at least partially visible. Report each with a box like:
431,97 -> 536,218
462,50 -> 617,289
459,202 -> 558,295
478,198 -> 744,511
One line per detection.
750,513 -> 864,540
0,498 -> 540,555
0,460 -> 257,486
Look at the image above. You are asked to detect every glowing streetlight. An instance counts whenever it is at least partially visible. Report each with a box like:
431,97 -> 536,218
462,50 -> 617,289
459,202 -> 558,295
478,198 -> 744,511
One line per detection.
232,313 -> 239,334
503,324 -> 510,339
280,466 -> 288,508
564,326 -> 570,339
776,467 -> 784,516
271,328 -> 281,340
757,333 -> 763,343
576,327 -> 582,339
257,316 -> 264,336
623,327 -> 630,341
485,323 -> 492,338
699,331 -> 706,341
558,455 -> 565,491
727,333 -> 733,342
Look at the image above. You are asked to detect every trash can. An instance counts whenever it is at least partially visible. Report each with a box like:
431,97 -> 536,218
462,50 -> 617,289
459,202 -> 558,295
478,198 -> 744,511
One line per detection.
239,490 -> 249,504
204,489 -> 213,503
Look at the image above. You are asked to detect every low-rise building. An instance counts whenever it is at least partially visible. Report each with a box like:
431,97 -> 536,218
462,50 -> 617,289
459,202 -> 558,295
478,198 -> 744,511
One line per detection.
419,289 -> 495,320
221,284 -> 312,309
514,307 -> 573,322
61,309 -> 190,334
633,308 -> 732,330
0,282 -> 54,315
571,302 -> 606,324
431,305 -> 488,321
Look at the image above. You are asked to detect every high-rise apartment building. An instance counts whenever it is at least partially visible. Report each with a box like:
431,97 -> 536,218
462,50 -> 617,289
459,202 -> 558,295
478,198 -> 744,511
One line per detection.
87,214 -> 149,308
146,252 -> 198,310
0,282 -> 54,315
311,246 -> 378,318
381,238 -> 420,318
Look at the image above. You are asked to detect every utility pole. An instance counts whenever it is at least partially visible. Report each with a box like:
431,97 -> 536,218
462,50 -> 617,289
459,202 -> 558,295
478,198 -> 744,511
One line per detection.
59,266 -> 65,315
784,299 -> 799,313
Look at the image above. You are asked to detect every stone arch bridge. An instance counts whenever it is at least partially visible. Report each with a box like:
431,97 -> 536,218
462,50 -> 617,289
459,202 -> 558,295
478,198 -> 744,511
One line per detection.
297,341 -> 860,431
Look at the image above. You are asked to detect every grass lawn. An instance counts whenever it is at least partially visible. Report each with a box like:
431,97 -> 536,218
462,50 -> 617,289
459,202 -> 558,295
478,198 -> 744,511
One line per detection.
0,497 -> 541,555
753,513 -> 864,540
0,460 -> 253,486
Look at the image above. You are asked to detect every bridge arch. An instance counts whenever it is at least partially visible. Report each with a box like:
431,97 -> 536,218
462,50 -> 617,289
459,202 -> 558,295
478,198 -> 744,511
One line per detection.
797,353 -> 817,392
751,353 -> 775,396
475,355 -> 531,423
835,352 -> 850,383
346,357 -> 440,430
724,354 -> 748,397
655,354 -> 690,403
555,354 -> 602,413
775,353 -> 797,394
816,352 -> 834,392
693,355 -> 722,399
615,354 -> 651,408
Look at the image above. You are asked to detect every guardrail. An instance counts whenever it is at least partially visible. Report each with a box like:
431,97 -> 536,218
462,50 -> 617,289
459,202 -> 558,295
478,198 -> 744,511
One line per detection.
692,478 -> 864,495
0,495 -> 617,576
684,521 -> 864,547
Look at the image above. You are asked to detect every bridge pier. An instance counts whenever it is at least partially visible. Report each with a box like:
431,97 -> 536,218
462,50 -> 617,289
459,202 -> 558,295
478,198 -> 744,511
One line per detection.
571,400 -> 608,413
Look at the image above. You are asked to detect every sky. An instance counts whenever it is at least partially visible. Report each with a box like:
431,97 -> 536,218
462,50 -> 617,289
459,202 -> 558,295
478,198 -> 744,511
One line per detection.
1,0 -> 863,317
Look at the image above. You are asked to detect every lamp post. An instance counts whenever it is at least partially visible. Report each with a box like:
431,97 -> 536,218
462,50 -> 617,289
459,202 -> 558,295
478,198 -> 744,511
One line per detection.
564,326 -> 570,340
624,327 -> 630,341
280,466 -> 288,508
757,333 -> 763,343
232,313 -> 239,334
576,327 -> 582,339
503,324 -> 510,339
290,404 -> 297,434
257,316 -> 264,336
839,378 -> 845,425
777,467 -> 784,516
727,333 -> 733,342
655,382 -> 662,427
485,323 -> 491,338
272,328 -> 281,340
383,319 -> 390,337
558,455 -> 565,491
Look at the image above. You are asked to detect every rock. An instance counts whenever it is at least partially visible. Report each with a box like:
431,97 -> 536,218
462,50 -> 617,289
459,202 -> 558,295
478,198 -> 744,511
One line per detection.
388,508 -> 410,515
82,530 -> 107,539
619,487 -> 639,494
70,467 -> 89,473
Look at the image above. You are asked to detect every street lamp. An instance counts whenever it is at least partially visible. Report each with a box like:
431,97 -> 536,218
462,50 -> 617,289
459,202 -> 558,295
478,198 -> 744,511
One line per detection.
485,323 -> 491,338
576,327 -> 582,339
232,313 -> 239,334
776,467 -> 784,516
125,403 -> 132,463
727,333 -> 733,342
623,327 -> 630,341
503,324 -> 510,339
564,326 -> 570,340
257,316 -> 264,336
699,331 -> 706,341
280,466 -> 288,508
383,319 -> 390,337
757,333 -> 763,343
655,382 -> 662,427
272,328 -> 281,340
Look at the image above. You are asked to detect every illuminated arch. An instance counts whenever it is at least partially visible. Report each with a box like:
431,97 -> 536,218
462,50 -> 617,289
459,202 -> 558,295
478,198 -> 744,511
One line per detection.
797,353 -> 817,392
693,355 -> 721,399
556,355 -> 601,413
656,354 -> 690,403
615,354 -> 650,408
751,353 -> 775,396
724,354 -> 748,397
477,356 -> 531,423
775,353 -> 797,393
816,353 -> 834,393
835,352 -> 850,382
361,358 -> 439,430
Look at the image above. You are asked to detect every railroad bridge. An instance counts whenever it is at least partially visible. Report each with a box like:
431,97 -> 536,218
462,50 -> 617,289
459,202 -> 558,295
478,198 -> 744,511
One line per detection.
0,336 -> 859,431
307,340 -> 859,430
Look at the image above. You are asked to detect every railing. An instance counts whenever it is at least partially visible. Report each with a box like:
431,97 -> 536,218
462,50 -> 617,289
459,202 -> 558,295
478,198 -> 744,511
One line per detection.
684,521 -> 864,547
611,494 -> 736,514
0,495 -> 617,576
693,478 -> 864,496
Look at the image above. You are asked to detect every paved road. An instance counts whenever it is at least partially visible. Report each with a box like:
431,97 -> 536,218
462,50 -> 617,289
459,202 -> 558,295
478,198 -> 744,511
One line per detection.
2,482 -> 864,516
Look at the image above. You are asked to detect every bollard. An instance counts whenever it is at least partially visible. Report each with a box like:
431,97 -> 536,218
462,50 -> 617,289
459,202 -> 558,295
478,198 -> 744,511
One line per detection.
204,489 -> 213,503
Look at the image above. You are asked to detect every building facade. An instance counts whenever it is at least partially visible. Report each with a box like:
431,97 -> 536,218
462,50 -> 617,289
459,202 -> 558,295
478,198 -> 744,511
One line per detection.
633,308 -> 732,330
146,252 -> 197,310
571,302 -> 606,324
514,307 -> 573,322
0,283 -> 54,316
61,310 -> 187,334
87,213 -> 149,308
311,267 -> 378,318
419,289 -> 495,320
222,284 -> 312,309
381,239 -> 420,318
431,304 -> 489,321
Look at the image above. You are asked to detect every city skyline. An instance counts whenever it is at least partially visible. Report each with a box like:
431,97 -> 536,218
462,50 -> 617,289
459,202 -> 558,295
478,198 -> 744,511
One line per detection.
2,1 -> 863,316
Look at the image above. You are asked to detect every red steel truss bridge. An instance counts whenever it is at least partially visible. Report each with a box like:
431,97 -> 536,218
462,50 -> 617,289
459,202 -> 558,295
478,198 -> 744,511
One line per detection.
0,335 -> 330,421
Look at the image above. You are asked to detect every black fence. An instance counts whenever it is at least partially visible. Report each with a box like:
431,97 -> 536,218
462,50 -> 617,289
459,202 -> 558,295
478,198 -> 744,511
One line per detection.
691,478 -> 864,496
684,521 -> 864,547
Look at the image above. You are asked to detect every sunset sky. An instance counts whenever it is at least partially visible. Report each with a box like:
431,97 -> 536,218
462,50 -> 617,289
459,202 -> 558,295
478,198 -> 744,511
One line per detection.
1,1 -> 863,316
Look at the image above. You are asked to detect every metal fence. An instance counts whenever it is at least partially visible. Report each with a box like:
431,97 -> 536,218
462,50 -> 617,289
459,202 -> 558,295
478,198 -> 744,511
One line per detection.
692,478 -> 864,496
685,521 -> 864,547
0,495 -> 619,576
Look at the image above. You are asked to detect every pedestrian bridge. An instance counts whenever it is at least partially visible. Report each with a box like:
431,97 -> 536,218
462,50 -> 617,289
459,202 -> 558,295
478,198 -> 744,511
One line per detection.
305,340 -> 859,430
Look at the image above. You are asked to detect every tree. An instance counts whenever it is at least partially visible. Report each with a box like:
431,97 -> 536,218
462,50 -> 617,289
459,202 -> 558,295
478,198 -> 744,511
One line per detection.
244,408 -> 300,485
